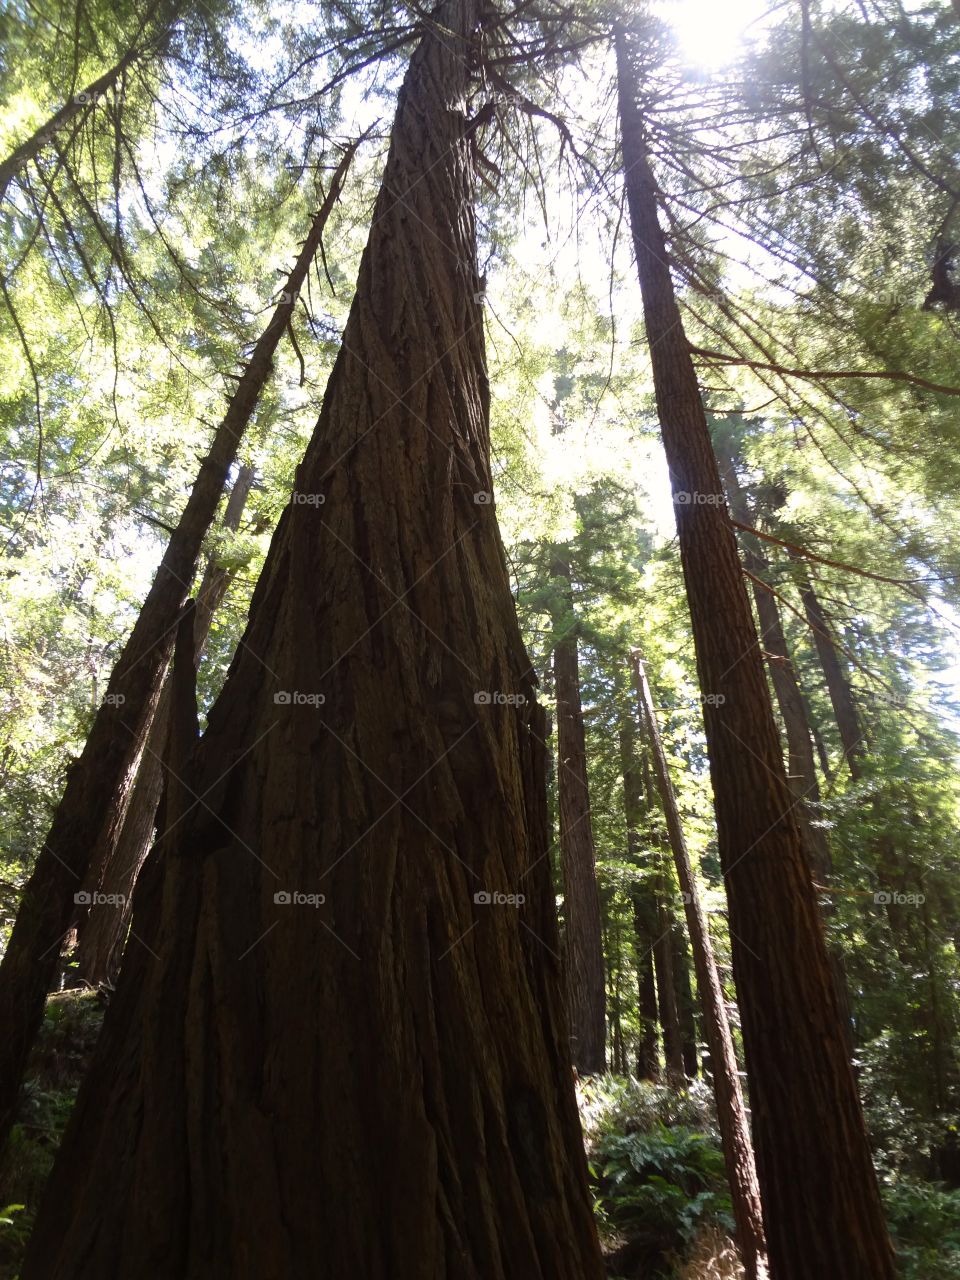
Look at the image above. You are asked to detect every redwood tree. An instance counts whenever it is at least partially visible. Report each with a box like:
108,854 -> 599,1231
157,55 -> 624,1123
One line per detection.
0,146 -> 358,1152
632,651 -> 767,1280
21,8 -> 604,1276
550,554 -> 606,1073
616,25 -> 895,1279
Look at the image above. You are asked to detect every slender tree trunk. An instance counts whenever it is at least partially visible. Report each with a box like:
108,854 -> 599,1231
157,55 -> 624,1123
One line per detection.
73,466 -> 256,986
618,722 -> 659,1079
0,0 -> 181,202
653,892 -> 685,1084
672,923 -> 699,1078
793,567 -> 866,778
22,11 -> 604,1276
0,149 -> 357,1153
551,555 -> 606,1073
633,651 -> 767,1280
616,29 -> 894,1278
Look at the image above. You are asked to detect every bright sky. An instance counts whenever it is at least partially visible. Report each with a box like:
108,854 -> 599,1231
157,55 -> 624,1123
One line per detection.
657,0 -> 776,68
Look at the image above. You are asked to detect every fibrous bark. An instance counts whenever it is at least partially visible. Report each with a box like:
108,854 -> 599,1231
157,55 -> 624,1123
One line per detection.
616,27 -> 895,1279
22,10 -> 604,1277
0,149 -> 357,1152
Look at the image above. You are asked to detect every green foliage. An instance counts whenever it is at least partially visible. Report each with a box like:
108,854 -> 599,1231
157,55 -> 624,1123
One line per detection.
883,1181 -> 960,1280
592,1124 -> 734,1274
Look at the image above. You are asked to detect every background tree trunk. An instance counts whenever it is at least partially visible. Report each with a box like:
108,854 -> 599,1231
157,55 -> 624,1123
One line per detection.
0,155 -> 354,1153
551,555 -> 606,1073
616,27 -> 895,1279
619,720 -> 660,1079
73,466 -> 257,987
633,651 -> 767,1280
22,10 -> 604,1277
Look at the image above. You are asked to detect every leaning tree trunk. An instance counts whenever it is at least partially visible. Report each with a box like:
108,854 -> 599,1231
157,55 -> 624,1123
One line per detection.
615,27 -> 895,1280
73,466 -> 257,986
0,0 -> 182,202
714,440 -> 854,1054
633,651 -> 767,1280
0,148 -> 357,1153
550,554 -> 606,1073
22,10 -> 604,1277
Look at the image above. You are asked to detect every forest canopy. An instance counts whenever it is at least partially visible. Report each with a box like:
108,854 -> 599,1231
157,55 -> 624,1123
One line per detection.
1,0 -> 960,1277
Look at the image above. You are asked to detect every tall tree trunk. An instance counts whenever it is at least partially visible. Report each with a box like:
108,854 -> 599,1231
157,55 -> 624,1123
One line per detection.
632,651 -> 767,1280
618,721 -> 659,1079
793,567 -> 866,778
73,466 -> 256,986
22,12 -> 604,1277
653,891 -> 685,1084
0,149 -> 357,1153
714,441 -> 854,1055
672,923 -> 699,1078
0,0 -> 181,202
551,555 -> 606,1073
615,29 -> 894,1279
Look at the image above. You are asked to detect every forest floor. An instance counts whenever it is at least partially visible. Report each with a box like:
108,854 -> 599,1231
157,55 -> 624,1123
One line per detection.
0,997 -> 958,1278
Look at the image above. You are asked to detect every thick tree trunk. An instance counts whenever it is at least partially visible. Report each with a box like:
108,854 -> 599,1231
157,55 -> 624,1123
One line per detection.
0,0 -> 181,202
0,152 -> 356,1153
73,466 -> 256,986
616,29 -> 895,1279
632,651 -> 767,1280
618,721 -> 659,1079
22,12 -> 604,1277
551,555 -> 606,1074
714,443 -> 854,1055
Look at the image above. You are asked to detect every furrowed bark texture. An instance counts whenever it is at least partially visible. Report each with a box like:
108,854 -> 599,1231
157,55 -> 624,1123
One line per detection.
22,11 -> 604,1278
551,556 -> 606,1074
0,160 -> 353,1151
633,652 -> 767,1280
73,467 -> 256,987
616,28 -> 895,1280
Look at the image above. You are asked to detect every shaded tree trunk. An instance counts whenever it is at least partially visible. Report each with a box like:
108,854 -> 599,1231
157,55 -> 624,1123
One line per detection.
714,441 -> 854,1056
653,891 -> 685,1084
0,148 -> 358,1154
633,651 -> 767,1280
22,11 -> 605,1277
793,567 -> 866,778
73,466 -> 256,986
672,924 -> 699,1078
618,721 -> 659,1079
551,555 -> 606,1074
616,29 -> 894,1279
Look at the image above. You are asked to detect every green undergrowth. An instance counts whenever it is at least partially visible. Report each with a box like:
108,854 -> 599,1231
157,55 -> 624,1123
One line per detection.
0,989 -> 104,1279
